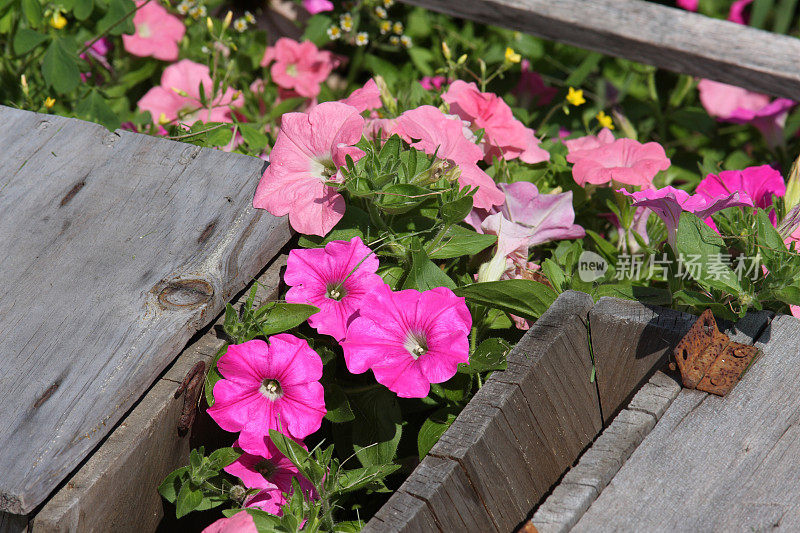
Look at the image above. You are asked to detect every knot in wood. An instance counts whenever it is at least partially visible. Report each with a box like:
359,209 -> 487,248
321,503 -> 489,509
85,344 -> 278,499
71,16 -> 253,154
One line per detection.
157,279 -> 214,310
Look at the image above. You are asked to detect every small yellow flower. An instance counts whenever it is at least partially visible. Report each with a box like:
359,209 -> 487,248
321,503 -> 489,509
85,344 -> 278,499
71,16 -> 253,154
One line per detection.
375,6 -> 387,18
504,47 -> 521,64
383,0 -> 394,6
340,12 -> 353,24
233,18 -> 247,32
566,87 -> 585,106
44,97 -> 56,109
355,32 -> 369,46
392,21 -> 403,34
244,10 -> 255,24
176,2 -> 191,14
389,35 -> 400,45
379,20 -> 391,34
50,10 -> 67,29
400,35 -> 412,48
189,5 -> 206,19
340,18 -> 353,31
327,25 -> 342,39
596,110 -> 614,129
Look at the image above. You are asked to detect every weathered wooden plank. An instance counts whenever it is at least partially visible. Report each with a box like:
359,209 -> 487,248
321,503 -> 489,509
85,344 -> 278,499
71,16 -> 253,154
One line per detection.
529,310 -> 771,532
0,107 -> 291,513
590,298 -> 700,423
363,490 -> 439,533
29,255 -> 287,533
574,314 -> 800,532
402,0 -> 800,99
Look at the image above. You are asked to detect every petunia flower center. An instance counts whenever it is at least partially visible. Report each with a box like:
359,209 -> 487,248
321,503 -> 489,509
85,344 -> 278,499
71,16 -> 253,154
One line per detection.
286,63 -> 298,77
253,459 -> 276,480
325,282 -> 347,301
310,154 -> 337,183
403,331 -> 428,360
139,23 -> 151,38
259,378 -> 283,401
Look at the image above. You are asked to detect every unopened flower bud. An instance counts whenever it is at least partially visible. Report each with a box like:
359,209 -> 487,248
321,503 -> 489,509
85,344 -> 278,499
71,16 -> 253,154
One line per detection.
222,10 -> 233,29
785,155 -> 800,211
206,16 -> 214,32
441,41 -> 451,60
44,97 -> 55,109
457,54 -> 467,65
21,75 -> 29,96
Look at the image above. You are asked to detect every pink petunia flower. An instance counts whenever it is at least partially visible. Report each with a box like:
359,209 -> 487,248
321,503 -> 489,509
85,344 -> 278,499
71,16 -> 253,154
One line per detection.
137,59 -> 243,126
566,135 -> 670,188
564,127 -> 616,157
676,0 -> 698,11
340,78 -> 382,113
696,165 -> 785,224
728,0 -> 754,24
80,38 -> 113,82
285,237 -> 383,341
697,79 -> 795,147
420,76 -> 448,91
620,186 -> 752,246
122,0 -> 185,61
512,60 -> 558,107
243,489 -> 287,515
341,284 -> 472,398
442,80 -> 550,165
207,336 -> 326,449
261,38 -> 338,99
394,105 -> 505,210
203,511 -> 258,533
303,0 -> 334,14
253,102 -> 365,236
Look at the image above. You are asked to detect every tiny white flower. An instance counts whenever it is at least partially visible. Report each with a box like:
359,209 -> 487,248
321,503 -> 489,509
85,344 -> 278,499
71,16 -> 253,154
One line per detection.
355,32 -> 369,46
233,18 -> 247,32
389,35 -> 400,45
375,6 -> 387,18
400,35 -> 412,48
244,10 -> 255,24
392,21 -> 403,34
327,25 -> 342,39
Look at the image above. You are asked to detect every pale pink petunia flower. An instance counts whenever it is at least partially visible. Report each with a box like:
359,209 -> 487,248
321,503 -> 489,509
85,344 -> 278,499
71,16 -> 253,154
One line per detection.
420,76 -> 448,91
620,186 -> 752,247
697,79 -> 795,147
285,237 -> 384,341
442,80 -> 550,165
512,60 -> 558,107
261,38 -> 338,99
253,102 -> 365,236
393,105 -> 505,210
137,59 -> 244,126
340,78 -> 382,113
566,136 -> 670,188
202,511 -> 258,533
676,0 -> 698,11
207,336 -> 326,451
728,0 -> 754,24
341,284 -> 472,398
696,165 -> 785,225
122,0 -> 185,61
303,0 -> 334,14
564,127 -> 616,157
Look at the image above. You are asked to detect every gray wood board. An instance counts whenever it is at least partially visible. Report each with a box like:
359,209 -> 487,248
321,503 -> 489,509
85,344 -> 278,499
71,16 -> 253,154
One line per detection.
0,106 -> 291,513
364,291 -> 601,532
402,0 -> 800,99
574,314 -> 800,532
30,256 -> 287,533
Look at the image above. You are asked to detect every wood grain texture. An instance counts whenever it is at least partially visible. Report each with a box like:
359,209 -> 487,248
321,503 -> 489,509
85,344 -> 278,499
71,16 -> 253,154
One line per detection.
29,256 -> 287,533
0,107 -> 291,513
402,0 -> 800,99
574,314 -> 797,532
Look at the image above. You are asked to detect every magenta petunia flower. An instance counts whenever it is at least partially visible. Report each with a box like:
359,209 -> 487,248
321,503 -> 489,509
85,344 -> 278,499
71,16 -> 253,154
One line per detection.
394,105 -> 505,210
207,336 -> 326,448
728,0 -> 753,23
243,489 -> 287,515
226,438 -> 315,498
285,237 -> 383,341
697,79 -> 795,146
620,186 -> 752,247
566,136 -> 670,188
122,0 -> 185,61
202,511 -> 258,533
442,80 -> 550,165
512,60 -> 558,107
303,0 -> 334,14
676,0 -> 698,10
253,102 -> 365,236
420,76 -> 448,91
261,38 -> 338,99
137,60 -> 243,126
341,284 -> 472,398
697,165 -> 784,209
340,78 -> 382,113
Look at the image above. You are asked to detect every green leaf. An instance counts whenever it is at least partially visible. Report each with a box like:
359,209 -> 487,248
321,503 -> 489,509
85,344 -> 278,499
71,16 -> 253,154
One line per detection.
772,285 -> 800,306
750,0 -> 774,29
222,509 -> 284,529
351,387 -> 402,467
175,484 -> 203,518
376,184 -> 433,214
207,447 -> 241,470
408,46 -> 434,76
675,212 -> 742,295
592,283 -> 672,305
253,302 -> 318,337
428,225 -> 496,259
756,208 -> 786,268
403,245 -> 456,290
541,259 -> 566,292
454,279 -> 558,321
298,205 -> 372,247
462,337 -> 510,374
204,344 -> 228,407
269,429 -> 317,478
76,90 -> 121,131
440,196 -> 473,224
565,52 -> 602,86
239,123 -> 269,153
158,467 -> 188,503
417,407 -> 459,460
302,13 -> 333,46
74,0 -> 93,19
266,97 -> 307,121
333,464 -> 401,494
13,28 -> 48,55
21,0 -> 42,26
324,385 -> 355,423
42,39 -> 81,94
97,0 -> 135,36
